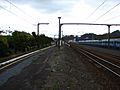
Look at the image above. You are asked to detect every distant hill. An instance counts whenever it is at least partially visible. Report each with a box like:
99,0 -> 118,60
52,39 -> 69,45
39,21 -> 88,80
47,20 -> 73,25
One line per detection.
80,33 -> 96,40
62,35 -> 74,41
62,30 -> 120,41
111,30 -> 120,38
80,30 -> 120,40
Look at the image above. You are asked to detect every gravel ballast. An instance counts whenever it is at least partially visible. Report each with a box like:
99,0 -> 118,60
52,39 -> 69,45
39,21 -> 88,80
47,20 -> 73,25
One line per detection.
0,45 -> 119,90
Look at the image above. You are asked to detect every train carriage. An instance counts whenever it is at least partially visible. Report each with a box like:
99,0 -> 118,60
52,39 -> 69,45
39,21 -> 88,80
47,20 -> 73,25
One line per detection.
78,38 -> 120,49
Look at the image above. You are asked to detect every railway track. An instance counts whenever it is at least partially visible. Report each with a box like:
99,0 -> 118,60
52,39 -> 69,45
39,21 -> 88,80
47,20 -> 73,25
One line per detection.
70,43 -> 120,78
0,45 -> 55,71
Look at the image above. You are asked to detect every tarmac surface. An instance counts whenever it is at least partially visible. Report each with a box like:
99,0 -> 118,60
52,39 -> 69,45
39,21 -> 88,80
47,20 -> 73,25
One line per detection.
0,45 -> 119,90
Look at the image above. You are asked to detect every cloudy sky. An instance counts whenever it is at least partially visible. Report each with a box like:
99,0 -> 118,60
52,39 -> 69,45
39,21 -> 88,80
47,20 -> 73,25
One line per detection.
0,0 -> 120,37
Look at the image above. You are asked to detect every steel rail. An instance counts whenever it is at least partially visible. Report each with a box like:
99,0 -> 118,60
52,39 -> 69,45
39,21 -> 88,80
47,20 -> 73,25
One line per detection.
70,44 -> 120,78
81,49 -> 120,69
81,51 -> 120,77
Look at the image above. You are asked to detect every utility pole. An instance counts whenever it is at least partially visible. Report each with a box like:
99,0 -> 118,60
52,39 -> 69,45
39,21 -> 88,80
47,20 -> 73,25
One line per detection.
58,17 -> 61,48
37,23 -> 39,36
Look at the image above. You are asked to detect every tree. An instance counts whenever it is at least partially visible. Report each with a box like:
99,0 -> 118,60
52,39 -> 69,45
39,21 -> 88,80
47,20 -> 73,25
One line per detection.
0,30 -> 53,58
32,32 -> 37,37
0,35 -> 9,56
62,35 -> 74,42
12,31 -> 34,52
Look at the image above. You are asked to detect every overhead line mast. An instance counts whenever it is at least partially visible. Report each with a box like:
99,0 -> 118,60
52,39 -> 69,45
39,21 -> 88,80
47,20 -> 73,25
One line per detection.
58,17 -> 120,48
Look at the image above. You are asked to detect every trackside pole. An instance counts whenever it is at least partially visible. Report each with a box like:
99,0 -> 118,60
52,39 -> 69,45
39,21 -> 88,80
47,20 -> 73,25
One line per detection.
107,25 -> 111,48
58,17 -> 61,49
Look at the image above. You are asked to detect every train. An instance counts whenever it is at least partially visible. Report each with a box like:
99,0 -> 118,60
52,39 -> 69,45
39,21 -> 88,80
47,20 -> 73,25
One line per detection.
77,38 -> 120,49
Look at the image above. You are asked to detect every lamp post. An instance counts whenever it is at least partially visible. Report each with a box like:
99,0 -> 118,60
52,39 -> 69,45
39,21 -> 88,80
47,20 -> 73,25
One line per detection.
58,17 -> 61,48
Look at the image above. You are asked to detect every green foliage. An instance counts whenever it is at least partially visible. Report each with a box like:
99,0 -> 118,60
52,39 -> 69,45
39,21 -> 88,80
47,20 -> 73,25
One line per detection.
34,34 -> 53,48
63,35 -> 74,42
12,31 -> 34,52
0,35 -> 9,56
0,31 -> 53,58
32,32 -> 37,37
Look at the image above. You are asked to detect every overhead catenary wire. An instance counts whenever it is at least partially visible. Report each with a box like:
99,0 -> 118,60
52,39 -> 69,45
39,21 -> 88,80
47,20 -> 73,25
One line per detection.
104,14 -> 120,22
0,5 -> 33,25
94,2 -> 120,22
83,0 -> 108,34
0,5 -> 18,17
86,0 -> 108,19
4,0 -> 37,22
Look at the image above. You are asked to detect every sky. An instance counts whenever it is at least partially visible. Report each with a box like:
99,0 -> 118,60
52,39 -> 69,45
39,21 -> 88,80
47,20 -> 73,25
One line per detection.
0,0 -> 120,37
